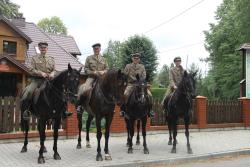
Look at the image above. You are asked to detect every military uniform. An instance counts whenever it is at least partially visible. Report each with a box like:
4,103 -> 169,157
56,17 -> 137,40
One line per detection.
162,57 -> 184,110
21,53 -> 55,101
77,54 -> 108,97
120,53 -> 154,117
123,62 -> 150,102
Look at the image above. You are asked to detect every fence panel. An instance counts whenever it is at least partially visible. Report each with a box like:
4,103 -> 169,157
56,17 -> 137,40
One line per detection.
207,100 -> 242,124
151,99 -> 197,126
0,96 -> 66,133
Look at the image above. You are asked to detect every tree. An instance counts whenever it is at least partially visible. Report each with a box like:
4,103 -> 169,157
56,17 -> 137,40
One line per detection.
203,0 -> 250,99
0,0 -> 22,18
157,65 -> 170,88
37,16 -> 68,35
103,40 -> 123,69
120,35 -> 158,82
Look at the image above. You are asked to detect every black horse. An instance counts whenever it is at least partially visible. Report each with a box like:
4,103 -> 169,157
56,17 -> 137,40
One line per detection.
163,71 -> 196,154
77,69 -> 127,161
20,64 -> 81,164
126,74 -> 150,154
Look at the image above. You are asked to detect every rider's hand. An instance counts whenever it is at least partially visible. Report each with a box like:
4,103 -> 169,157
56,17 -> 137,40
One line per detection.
99,71 -> 105,75
41,72 -> 48,78
173,85 -> 177,90
48,73 -> 54,80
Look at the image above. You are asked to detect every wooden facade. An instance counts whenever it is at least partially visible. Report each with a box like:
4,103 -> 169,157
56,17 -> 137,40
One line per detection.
0,19 -> 30,97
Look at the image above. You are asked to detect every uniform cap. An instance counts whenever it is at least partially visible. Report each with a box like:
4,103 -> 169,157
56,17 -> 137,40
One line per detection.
174,56 -> 181,62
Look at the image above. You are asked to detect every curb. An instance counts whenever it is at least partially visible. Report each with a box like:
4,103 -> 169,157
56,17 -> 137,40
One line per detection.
103,149 -> 250,167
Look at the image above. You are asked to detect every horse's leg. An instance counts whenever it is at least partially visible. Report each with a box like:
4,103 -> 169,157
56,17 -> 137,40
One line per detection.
142,117 -> 149,154
95,116 -> 103,161
76,112 -> 83,149
128,119 -> 135,154
171,117 -> 178,153
125,118 -> 130,147
136,120 -> 140,145
167,117 -> 172,145
53,118 -> 61,160
37,119 -> 46,164
86,114 -> 94,148
185,115 -> 193,154
104,115 -> 113,160
21,119 -> 29,153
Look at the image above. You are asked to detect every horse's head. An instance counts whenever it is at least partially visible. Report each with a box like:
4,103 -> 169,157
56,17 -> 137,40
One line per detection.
135,74 -> 147,104
65,63 -> 82,104
181,71 -> 196,99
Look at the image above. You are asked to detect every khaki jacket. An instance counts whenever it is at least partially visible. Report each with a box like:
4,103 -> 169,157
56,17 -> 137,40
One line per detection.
124,63 -> 146,84
84,54 -> 108,75
30,54 -> 56,76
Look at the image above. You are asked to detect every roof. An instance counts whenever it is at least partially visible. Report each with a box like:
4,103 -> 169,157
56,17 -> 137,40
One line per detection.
0,54 -> 32,75
48,33 -> 81,55
237,43 -> 250,51
0,15 -> 32,43
13,22 -> 83,72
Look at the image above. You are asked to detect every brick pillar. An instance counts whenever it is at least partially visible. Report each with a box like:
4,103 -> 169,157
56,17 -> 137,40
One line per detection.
239,97 -> 250,127
110,105 -> 127,133
196,96 -> 207,129
65,102 -> 78,137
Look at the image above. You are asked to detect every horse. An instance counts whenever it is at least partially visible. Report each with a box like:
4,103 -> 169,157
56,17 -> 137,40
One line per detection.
163,71 -> 196,154
126,74 -> 150,154
20,64 -> 81,164
77,69 -> 127,161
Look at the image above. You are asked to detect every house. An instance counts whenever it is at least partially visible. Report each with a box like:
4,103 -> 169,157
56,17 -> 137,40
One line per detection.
0,15 -> 83,97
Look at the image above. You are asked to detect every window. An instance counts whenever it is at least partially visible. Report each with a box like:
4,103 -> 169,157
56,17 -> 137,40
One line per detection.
3,40 -> 17,55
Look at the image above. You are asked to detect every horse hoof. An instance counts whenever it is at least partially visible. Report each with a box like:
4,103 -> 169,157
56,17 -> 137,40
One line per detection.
76,143 -> 82,149
168,141 -> 172,145
126,143 -> 129,147
20,146 -> 27,153
86,141 -> 91,148
38,156 -> 45,164
171,148 -> 177,153
105,154 -> 112,160
96,154 -> 103,161
188,148 -> 193,154
128,148 -> 133,154
144,148 -> 149,154
43,147 -> 47,153
54,153 -> 61,160
136,141 -> 140,145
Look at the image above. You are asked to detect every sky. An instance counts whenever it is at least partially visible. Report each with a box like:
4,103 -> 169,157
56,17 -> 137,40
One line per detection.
12,0 -> 223,74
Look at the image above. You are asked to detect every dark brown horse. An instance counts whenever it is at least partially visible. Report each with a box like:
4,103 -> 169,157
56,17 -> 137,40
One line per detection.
77,69 -> 127,161
163,71 -> 196,154
126,74 -> 150,154
20,64 -> 81,164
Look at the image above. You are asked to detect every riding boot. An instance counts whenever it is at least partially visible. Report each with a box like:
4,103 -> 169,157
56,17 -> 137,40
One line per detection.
62,100 -> 73,119
120,104 -> 126,117
22,98 -> 32,120
147,96 -> 155,118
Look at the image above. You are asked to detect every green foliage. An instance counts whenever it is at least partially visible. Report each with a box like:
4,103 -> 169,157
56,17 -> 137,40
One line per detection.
151,88 -> 166,100
37,16 -> 68,35
157,64 -> 170,88
103,40 -> 123,69
120,35 -> 158,82
0,0 -> 22,18
203,0 -> 249,99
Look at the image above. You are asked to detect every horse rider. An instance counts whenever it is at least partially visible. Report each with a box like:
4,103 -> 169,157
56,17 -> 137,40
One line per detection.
162,56 -> 184,113
76,43 -> 108,114
120,53 -> 154,118
21,42 -> 72,119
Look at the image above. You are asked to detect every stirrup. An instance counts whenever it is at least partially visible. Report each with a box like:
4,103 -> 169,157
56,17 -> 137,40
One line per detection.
23,110 -> 31,121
